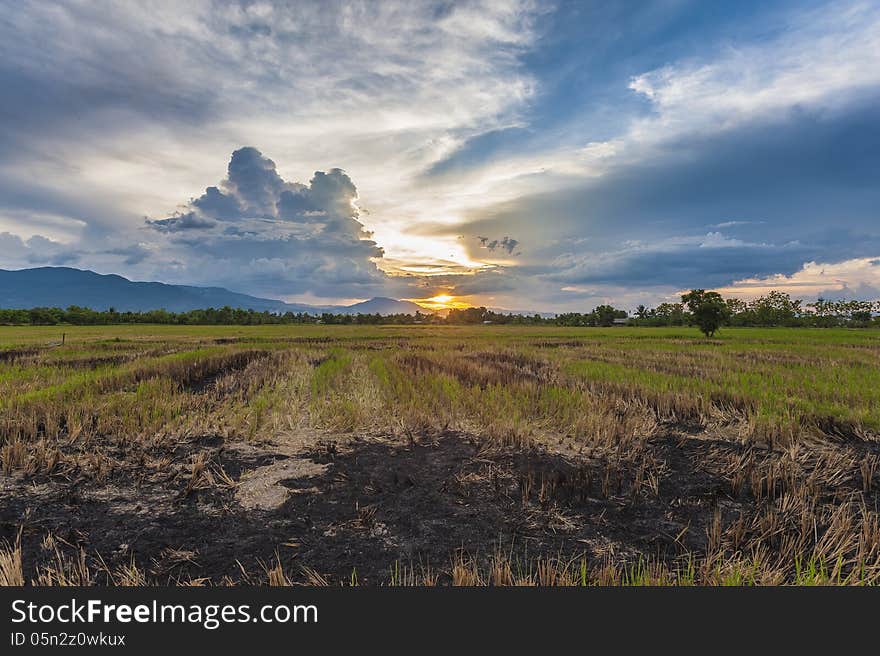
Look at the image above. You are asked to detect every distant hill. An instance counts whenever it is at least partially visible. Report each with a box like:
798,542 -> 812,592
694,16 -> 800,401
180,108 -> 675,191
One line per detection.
488,306 -> 557,319
0,267 -> 428,315
343,297 -> 425,315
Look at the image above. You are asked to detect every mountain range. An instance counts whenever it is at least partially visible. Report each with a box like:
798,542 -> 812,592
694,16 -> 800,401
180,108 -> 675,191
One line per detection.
0,267 -> 426,315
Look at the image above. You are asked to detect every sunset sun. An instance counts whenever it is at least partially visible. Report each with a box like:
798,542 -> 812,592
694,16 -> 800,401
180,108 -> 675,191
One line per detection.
410,294 -> 471,312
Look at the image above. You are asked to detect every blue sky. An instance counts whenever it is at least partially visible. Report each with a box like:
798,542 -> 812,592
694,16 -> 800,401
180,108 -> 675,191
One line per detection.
0,0 -> 878,311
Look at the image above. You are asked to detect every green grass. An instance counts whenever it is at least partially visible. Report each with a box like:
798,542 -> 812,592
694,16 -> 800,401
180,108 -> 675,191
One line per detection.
2,324 -> 879,443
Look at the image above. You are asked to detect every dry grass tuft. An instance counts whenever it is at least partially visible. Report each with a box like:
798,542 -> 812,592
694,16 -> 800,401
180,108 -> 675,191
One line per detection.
0,533 -> 24,586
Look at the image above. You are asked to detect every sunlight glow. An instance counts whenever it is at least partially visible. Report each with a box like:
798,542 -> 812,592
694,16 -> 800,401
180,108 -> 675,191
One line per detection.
409,294 -> 472,311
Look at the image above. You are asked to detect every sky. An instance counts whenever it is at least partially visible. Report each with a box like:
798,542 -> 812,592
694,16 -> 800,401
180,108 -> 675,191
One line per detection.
0,0 -> 878,312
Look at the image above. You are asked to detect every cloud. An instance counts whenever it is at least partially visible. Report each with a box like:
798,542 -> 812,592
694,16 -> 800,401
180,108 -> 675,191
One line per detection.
103,244 -> 151,266
148,212 -> 217,233
478,235 -> 520,255
148,146 -> 376,242
624,2 -> 880,142
715,258 -> 880,301
137,147 -> 390,299
544,232 -> 820,289
0,232 -> 79,267
221,147 -> 290,218
192,187 -> 241,221
453,83 -> 880,301
449,269 -> 519,296
711,220 -> 761,229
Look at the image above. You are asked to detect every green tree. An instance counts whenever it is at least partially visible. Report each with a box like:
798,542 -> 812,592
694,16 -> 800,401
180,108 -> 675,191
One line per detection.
654,302 -> 686,326
593,304 -> 624,327
681,289 -> 729,337
748,291 -> 801,326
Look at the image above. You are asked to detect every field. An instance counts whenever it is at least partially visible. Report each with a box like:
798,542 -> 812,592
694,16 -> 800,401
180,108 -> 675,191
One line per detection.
2,324 -> 880,585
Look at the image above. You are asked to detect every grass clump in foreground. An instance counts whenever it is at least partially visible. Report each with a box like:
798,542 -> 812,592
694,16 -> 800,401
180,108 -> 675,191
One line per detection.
1,324 -> 880,585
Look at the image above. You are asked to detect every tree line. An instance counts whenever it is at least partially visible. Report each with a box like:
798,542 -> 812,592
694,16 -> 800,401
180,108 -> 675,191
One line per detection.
630,291 -> 880,330
0,305 -> 549,326
0,291 -> 877,329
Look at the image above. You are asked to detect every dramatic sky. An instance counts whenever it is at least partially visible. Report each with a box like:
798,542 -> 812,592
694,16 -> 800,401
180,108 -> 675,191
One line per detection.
1,0 -> 878,311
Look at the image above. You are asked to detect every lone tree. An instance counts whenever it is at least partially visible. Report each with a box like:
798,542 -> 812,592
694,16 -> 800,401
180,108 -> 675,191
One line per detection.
681,289 -> 729,337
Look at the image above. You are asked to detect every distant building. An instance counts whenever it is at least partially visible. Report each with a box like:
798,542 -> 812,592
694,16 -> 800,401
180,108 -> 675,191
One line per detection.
612,317 -> 629,325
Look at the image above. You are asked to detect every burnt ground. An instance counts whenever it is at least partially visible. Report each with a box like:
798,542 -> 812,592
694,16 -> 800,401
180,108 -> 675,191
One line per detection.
0,428 -> 777,585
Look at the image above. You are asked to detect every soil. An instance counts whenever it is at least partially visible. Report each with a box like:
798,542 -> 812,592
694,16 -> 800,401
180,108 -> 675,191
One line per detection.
0,427 -> 778,585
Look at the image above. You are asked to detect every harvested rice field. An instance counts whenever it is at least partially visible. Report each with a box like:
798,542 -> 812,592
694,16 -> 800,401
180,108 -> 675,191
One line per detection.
2,325 -> 880,585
